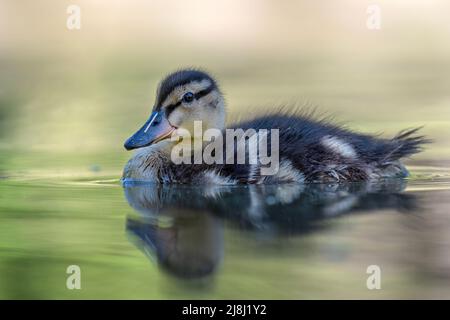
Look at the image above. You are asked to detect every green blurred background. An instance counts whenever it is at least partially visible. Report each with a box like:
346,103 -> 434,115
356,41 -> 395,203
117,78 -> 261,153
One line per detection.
1,0 -> 450,299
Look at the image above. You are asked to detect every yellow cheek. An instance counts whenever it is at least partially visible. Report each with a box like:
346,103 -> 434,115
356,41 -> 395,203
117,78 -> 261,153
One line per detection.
167,101 -> 222,133
167,108 -> 187,127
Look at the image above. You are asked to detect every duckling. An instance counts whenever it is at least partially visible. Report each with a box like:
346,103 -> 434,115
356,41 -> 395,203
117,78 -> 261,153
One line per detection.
123,69 -> 427,184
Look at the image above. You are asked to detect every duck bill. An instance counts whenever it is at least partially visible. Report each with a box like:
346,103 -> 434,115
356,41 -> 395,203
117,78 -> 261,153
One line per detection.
124,111 -> 176,150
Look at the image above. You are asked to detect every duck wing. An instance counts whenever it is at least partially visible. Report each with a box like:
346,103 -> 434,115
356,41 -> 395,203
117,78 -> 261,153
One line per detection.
230,115 -> 428,181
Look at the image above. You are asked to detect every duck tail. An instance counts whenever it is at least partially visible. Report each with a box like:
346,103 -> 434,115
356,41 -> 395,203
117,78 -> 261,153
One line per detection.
382,127 -> 430,163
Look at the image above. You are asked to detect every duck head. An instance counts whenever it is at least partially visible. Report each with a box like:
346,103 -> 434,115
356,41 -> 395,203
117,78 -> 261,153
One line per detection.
124,69 -> 226,151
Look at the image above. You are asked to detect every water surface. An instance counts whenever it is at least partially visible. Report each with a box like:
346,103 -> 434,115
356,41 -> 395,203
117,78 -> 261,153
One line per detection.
1,164 -> 450,299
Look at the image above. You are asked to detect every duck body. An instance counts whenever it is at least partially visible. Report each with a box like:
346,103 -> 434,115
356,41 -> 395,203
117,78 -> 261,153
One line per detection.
123,114 -> 424,184
122,69 -> 426,185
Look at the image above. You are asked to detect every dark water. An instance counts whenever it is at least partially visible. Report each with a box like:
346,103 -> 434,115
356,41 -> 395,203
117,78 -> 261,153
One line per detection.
1,167 -> 450,299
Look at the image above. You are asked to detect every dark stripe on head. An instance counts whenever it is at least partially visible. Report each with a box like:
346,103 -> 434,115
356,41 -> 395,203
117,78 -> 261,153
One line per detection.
155,69 -> 218,110
194,85 -> 214,100
164,84 -> 216,117
165,100 -> 182,117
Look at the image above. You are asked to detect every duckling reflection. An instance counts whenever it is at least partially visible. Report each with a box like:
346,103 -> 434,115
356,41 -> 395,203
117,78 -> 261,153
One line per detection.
125,188 -> 224,279
124,179 -> 417,279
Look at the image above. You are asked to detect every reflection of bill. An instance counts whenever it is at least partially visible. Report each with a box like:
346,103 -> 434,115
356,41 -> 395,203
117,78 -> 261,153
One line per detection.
124,180 -> 417,279
127,211 -> 223,279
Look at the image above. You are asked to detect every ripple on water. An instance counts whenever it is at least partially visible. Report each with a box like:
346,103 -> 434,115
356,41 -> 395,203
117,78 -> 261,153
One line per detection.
1,165 -> 450,191
1,163 -> 450,298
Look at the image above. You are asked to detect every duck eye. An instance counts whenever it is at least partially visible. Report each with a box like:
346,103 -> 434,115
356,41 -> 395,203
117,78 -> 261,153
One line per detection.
182,92 -> 194,103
